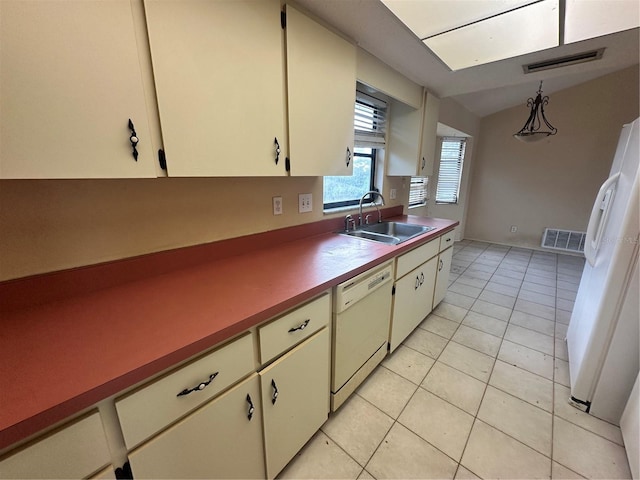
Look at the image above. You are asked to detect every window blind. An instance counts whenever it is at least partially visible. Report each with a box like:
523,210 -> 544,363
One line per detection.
354,92 -> 386,149
409,176 -> 428,207
435,137 -> 466,204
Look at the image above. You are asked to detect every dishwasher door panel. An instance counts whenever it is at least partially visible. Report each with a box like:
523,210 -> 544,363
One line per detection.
332,280 -> 393,391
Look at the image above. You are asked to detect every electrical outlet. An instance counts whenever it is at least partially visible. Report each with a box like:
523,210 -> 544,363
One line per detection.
273,196 -> 283,215
298,193 -> 312,213
390,188 -> 397,200
510,225 -> 518,233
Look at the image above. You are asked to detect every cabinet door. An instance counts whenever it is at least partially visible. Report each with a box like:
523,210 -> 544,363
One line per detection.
144,0 -> 286,177
0,412 -> 111,479
0,0 -> 156,179
128,374 -> 265,479
260,328 -> 330,479
433,246 -> 453,308
286,5 -> 356,176
418,92 -> 440,177
386,100 -> 422,176
390,257 -> 437,352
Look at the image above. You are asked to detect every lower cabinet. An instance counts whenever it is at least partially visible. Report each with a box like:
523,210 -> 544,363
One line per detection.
0,412 -> 111,479
128,374 -> 265,479
433,245 -> 453,308
260,328 -> 330,479
389,256 -> 437,352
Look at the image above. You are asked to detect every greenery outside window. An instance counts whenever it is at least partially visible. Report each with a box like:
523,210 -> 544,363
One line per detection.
323,92 -> 386,210
435,137 -> 466,204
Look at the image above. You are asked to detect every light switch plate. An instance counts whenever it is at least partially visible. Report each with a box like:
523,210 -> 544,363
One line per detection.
298,193 -> 312,213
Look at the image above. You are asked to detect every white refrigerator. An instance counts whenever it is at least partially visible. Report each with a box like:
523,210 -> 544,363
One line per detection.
566,117 -> 640,425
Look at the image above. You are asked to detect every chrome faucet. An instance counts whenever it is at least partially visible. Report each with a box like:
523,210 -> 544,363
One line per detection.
344,214 -> 356,232
358,191 -> 385,226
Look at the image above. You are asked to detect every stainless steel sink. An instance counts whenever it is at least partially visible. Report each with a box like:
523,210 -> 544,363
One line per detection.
339,221 -> 435,245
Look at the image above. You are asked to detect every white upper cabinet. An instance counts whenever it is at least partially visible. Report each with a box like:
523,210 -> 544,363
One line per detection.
0,0 -> 157,179
285,5 -> 356,177
144,0 -> 287,176
387,91 -> 440,177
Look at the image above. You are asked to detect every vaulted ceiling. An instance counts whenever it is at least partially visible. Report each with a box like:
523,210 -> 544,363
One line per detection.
295,0 -> 640,117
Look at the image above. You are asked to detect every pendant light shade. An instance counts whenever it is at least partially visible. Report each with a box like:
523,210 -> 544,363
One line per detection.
514,81 -> 557,142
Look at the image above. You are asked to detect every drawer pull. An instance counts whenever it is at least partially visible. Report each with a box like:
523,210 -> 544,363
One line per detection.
176,372 -> 219,397
288,319 -> 310,333
246,394 -> 255,421
271,379 -> 279,404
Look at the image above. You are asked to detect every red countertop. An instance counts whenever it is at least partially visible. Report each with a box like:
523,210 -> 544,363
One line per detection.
0,210 -> 457,450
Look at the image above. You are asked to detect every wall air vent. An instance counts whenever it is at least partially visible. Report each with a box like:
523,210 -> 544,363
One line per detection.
523,48 -> 605,74
541,228 -> 586,254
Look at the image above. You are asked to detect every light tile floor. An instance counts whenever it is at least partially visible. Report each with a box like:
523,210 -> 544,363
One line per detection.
278,240 -> 633,480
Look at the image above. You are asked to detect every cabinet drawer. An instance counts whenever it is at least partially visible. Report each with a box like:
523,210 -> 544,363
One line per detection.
396,239 -> 439,279
116,332 -> 254,449
259,292 -> 330,364
0,411 -> 110,479
439,230 -> 455,251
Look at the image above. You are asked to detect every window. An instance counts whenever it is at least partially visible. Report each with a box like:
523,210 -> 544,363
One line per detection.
408,176 -> 428,208
323,92 -> 386,210
435,137 -> 466,204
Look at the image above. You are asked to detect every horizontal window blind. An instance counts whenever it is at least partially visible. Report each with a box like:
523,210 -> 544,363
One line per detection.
354,92 -> 386,149
409,177 -> 428,207
435,137 -> 466,204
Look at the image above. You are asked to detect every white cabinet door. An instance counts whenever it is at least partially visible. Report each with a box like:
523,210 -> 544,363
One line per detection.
144,0 -> 286,177
128,374 -> 265,479
433,246 -> 453,308
387,91 -> 440,177
285,5 -> 356,177
418,92 -> 440,177
0,0 -> 157,179
260,328 -> 330,478
0,412 -> 111,479
390,257 -> 437,352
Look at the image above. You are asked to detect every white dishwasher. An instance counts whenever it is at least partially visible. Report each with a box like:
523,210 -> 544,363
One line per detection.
331,260 -> 394,411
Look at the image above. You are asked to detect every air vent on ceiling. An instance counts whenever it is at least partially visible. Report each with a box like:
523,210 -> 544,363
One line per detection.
523,48 -> 605,74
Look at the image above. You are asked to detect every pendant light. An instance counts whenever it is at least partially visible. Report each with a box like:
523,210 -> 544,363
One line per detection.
513,81 -> 557,143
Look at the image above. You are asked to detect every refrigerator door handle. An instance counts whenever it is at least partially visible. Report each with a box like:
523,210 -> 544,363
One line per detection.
585,172 -> 620,266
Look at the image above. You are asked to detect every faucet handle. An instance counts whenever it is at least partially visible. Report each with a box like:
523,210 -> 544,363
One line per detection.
344,214 -> 355,232
365,214 -> 373,225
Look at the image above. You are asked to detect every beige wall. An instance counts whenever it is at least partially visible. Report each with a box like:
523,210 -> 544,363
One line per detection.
424,98 -> 481,241
0,175 -> 407,281
465,66 -> 639,249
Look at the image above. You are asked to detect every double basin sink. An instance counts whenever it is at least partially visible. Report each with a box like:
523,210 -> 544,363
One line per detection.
339,221 -> 436,245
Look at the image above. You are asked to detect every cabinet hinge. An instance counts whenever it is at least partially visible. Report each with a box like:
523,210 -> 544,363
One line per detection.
285,157 -> 290,173
392,285 -> 396,295
114,461 -> 133,480
281,11 -> 286,29
158,149 -> 167,170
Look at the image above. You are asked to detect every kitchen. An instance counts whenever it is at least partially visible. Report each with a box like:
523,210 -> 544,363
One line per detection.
1,0 -> 639,479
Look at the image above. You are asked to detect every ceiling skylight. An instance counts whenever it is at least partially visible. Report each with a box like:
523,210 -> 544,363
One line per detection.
564,0 -> 640,43
381,0 -> 639,72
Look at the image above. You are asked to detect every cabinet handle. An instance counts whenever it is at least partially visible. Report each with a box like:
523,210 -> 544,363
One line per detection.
246,394 -> 255,421
421,157 -> 426,170
176,372 -> 219,397
415,275 -> 420,290
288,319 -> 310,333
128,119 -> 139,162
346,147 -> 352,167
439,259 -> 444,272
420,272 -> 424,284
274,137 -> 281,165
271,379 -> 279,404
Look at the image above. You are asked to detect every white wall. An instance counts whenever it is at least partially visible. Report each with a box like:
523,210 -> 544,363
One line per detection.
465,66 -> 639,249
